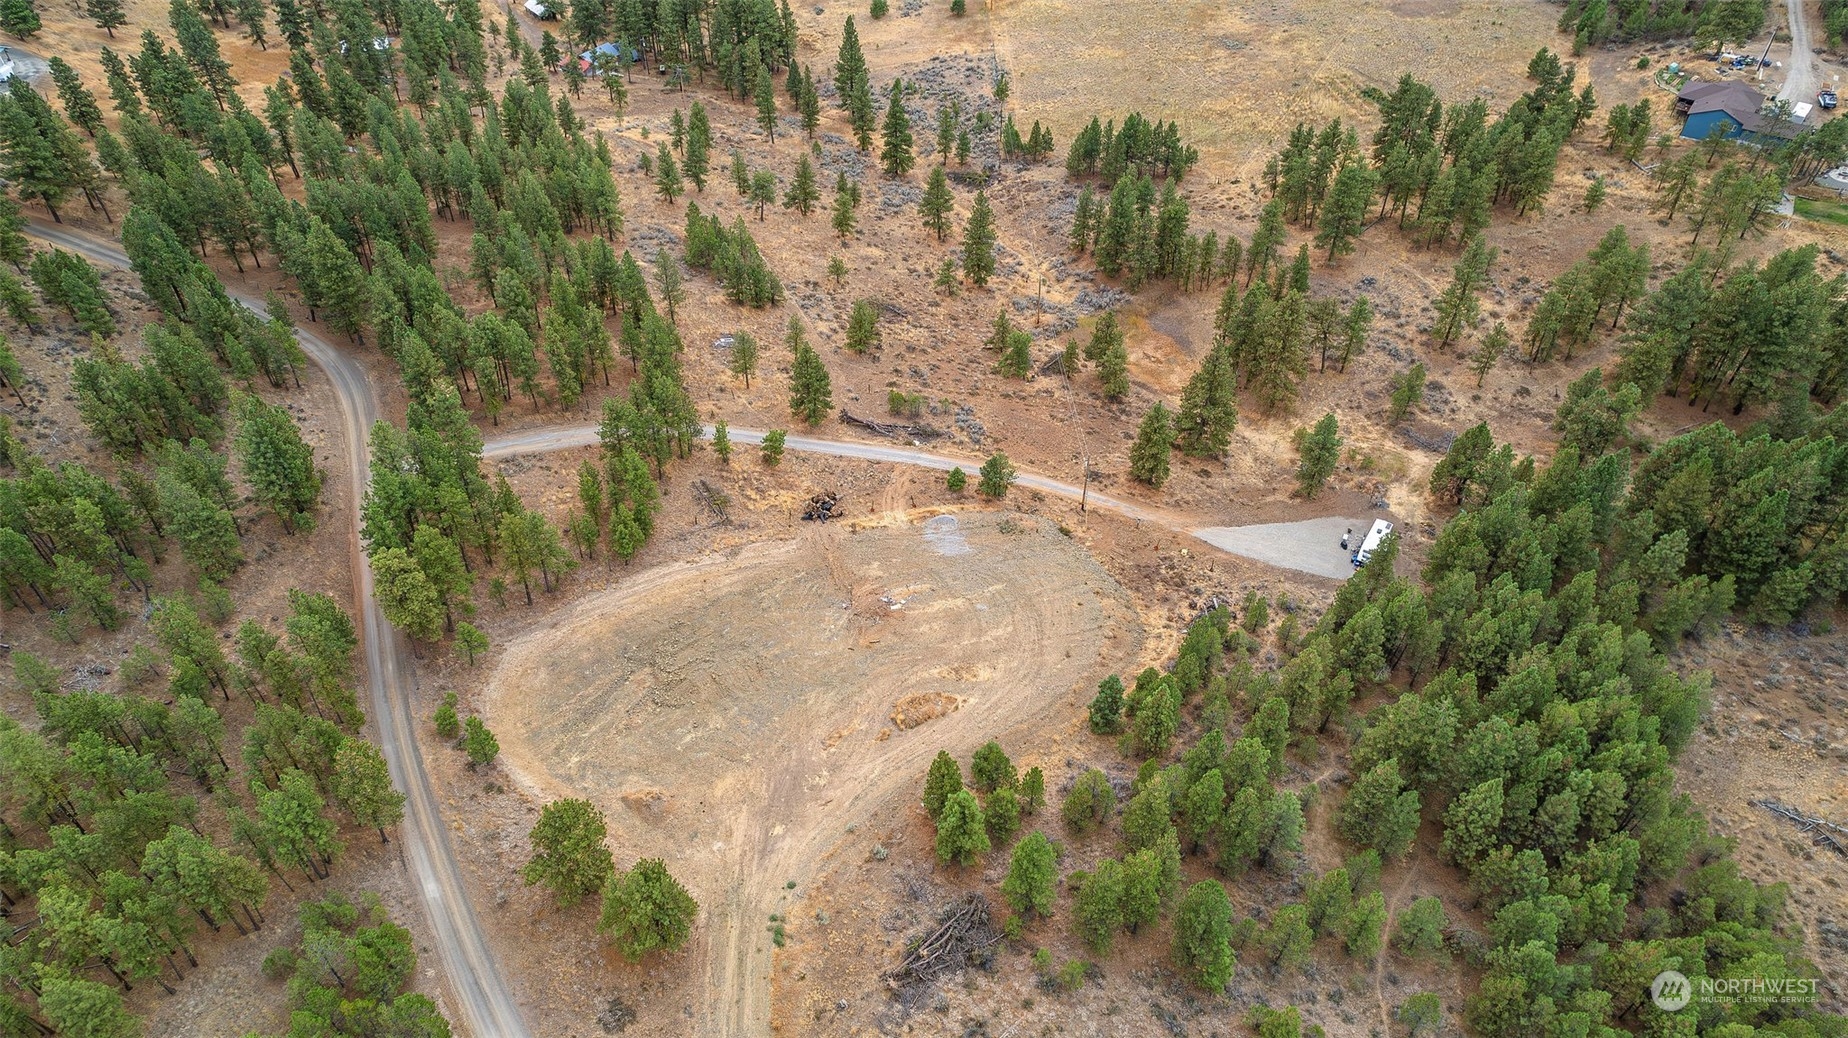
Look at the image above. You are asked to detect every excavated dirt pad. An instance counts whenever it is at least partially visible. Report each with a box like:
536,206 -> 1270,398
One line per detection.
485,511 -> 1145,1033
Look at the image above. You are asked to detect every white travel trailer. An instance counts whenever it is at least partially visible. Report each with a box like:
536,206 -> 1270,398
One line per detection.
1351,519 -> 1394,568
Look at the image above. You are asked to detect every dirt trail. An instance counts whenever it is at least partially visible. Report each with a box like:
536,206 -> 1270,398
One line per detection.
27,223 -> 533,1038
485,423 -> 1357,581
485,515 -> 1146,1037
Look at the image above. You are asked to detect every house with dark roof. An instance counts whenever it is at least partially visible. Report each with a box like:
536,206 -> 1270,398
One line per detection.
1676,81 -> 1803,142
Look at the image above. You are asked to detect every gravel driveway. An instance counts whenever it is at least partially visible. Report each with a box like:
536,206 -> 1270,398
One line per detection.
1193,516 -> 1382,580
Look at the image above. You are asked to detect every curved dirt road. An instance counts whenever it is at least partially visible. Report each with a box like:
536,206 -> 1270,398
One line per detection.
28,224 -> 532,1038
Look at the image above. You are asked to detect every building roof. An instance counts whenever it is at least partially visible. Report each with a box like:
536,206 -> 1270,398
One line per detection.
1677,81 -> 1801,138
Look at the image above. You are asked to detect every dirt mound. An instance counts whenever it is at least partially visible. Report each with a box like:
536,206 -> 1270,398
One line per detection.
890,692 -> 962,730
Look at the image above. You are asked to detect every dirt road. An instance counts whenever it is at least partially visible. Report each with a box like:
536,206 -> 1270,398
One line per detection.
485,423 -> 1355,581
28,224 -> 533,1038
1777,0 -> 1818,103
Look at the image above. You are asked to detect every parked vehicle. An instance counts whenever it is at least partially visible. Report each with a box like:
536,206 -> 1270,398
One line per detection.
1351,519 -> 1395,568
1821,87 -> 1839,111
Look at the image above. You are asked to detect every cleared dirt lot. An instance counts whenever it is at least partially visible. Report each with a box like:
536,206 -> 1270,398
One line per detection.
484,511 -> 1146,1035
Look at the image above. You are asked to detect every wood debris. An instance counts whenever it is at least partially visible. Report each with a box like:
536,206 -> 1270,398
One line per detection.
883,893 -> 1000,988
1751,799 -> 1848,858
838,409 -> 943,441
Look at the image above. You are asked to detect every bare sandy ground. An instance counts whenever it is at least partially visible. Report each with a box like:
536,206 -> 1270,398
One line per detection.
484,511 -> 1147,1035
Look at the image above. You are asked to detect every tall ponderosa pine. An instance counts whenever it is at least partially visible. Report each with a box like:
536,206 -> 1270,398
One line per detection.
844,298 -> 880,353
919,164 -> 954,241
960,189 -> 998,287
782,153 -> 820,215
1432,235 -> 1497,348
1129,402 -> 1174,487
234,394 -> 322,532
880,86 -> 914,175
789,341 -> 833,424
833,15 -> 868,101
1295,412 -> 1341,498
1174,346 -> 1237,458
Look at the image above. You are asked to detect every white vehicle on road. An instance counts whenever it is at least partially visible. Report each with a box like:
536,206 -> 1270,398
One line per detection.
1352,519 -> 1394,568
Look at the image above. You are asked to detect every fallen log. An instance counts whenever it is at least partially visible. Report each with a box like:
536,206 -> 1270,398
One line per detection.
1751,798 -> 1848,857
839,409 -> 944,441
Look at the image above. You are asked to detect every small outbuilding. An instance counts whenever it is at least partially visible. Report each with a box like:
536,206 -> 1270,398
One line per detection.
522,0 -> 557,19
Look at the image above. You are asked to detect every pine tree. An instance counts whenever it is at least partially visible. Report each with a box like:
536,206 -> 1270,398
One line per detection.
654,143 -> 683,202
760,429 -> 786,466
1172,880 -> 1235,990
47,59 -> 104,138
1088,674 -> 1124,733
1129,402 -> 1174,487
1098,338 -> 1129,399
845,299 -> 880,353
523,798 -> 615,907
1174,348 -> 1237,458
1315,160 -> 1378,262
333,740 -> 404,843
748,169 -> 777,219
960,189 -> 998,287
371,547 -> 445,641
454,623 -> 488,666
1393,896 -> 1448,956
1246,200 -> 1286,288
0,0 -> 40,37
977,452 -> 1016,498
1470,321 -> 1510,387
85,0 -> 125,35
782,153 -> 820,215
599,859 -> 697,961
1336,758 -> 1420,859
1294,412 -> 1341,498
970,741 -> 1016,792
789,343 -> 833,424
0,81 -> 86,222
1072,859 -> 1124,952
923,750 -> 963,819
234,394 -> 322,532
996,328 -> 1031,378
684,102 -> 712,191
833,15 -> 868,100
934,789 -> 990,865
919,164 -> 954,241
1387,363 -> 1427,424
1342,890 -> 1387,959
880,87 -> 915,175
462,716 -> 499,766
1002,830 -> 1056,918
830,179 -> 857,239
754,64 -> 777,141
729,332 -> 759,387
1432,235 -> 1497,348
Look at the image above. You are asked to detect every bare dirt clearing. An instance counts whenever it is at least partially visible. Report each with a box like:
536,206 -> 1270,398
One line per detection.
484,510 -> 1147,1034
